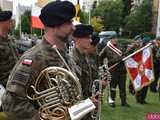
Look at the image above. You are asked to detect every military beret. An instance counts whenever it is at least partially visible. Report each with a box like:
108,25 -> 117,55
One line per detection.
0,11 -> 12,22
91,34 -> 100,46
73,24 -> 93,38
39,1 -> 76,27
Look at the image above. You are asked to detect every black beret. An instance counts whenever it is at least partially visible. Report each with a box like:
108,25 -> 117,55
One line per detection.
0,11 -> 12,22
73,24 -> 93,38
39,1 -> 76,27
91,34 -> 100,46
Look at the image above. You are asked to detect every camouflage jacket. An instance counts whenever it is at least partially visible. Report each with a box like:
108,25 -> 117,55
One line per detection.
3,37 -> 82,120
0,36 -> 17,87
6,38 -> 70,97
70,47 -> 99,98
99,43 -> 126,73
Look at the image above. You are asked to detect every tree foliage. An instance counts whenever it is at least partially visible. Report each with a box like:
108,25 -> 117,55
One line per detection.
21,10 -> 31,34
124,0 -> 152,36
122,0 -> 132,17
93,0 -> 123,32
91,16 -> 104,33
80,11 -> 89,24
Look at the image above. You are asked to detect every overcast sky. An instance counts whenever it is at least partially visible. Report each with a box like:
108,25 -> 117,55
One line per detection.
6,0 -> 81,6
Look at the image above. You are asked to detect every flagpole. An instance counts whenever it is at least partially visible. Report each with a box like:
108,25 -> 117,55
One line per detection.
108,43 -> 152,70
122,43 -> 152,61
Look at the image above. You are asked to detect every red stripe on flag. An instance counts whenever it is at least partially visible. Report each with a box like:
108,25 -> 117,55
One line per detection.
141,75 -> 149,85
31,16 -> 44,29
128,68 -> 138,80
133,51 -> 142,63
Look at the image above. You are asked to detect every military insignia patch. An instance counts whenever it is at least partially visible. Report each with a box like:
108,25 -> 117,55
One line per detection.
22,59 -> 32,65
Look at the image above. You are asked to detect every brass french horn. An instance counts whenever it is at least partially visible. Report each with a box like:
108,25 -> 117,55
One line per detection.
27,66 -> 82,120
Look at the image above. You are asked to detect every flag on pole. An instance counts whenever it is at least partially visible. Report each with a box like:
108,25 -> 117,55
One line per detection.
124,44 -> 154,91
31,0 -> 52,29
31,4 -> 44,29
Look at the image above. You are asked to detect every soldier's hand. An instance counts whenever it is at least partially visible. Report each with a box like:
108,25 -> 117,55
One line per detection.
101,80 -> 109,88
90,94 -> 99,108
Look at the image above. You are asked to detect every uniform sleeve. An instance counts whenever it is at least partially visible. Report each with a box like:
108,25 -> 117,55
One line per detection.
0,44 -> 16,86
4,57 -> 39,119
2,91 -> 38,119
99,46 -> 122,66
7,57 -> 34,97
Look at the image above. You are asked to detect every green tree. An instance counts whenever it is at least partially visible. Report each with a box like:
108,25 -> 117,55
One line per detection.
122,0 -> 132,17
91,16 -> 104,32
93,0 -> 123,32
80,11 -> 89,24
124,0 -> 152,37
21,10 -> 31,34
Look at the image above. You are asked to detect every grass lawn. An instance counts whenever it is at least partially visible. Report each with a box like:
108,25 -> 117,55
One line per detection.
101,88 -> 160,120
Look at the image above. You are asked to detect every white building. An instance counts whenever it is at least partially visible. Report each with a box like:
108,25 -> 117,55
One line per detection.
0,0 -> 12,10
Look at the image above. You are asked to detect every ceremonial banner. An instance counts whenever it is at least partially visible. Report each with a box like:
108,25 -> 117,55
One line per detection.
31,0 -> 52,29
124,44 -> 154,91
31,4 -> 44,29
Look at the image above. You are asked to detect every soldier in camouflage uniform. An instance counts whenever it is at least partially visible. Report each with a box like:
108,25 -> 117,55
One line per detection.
0,11 -> 17,88
71,24 -> 96,98
99,35 -> 129,107
71,24 -> 102,120
150,37 -> 160,93
2,1 -> 77,120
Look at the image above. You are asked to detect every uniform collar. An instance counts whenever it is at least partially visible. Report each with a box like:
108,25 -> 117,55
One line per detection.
42,36 -> 67,53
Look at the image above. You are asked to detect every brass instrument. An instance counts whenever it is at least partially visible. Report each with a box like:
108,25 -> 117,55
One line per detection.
91,79 -> 100,120
91,58 -> 114,120
27,66 -> 82,120
103,58 -> 114,104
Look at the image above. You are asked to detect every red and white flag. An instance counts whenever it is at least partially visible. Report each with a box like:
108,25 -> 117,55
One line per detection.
31,0 -> 53,29
124,44 -> 154,91
31,4 -> 44,29
31,0 -> 56,29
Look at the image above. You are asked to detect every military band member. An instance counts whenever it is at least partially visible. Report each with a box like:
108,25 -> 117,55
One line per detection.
99,35 -> 129,107
71,24 -> 95,98
150,37 -> 160,93
0,11 -> 17,88
2,1 -> 77,120
71,24 -> 107,120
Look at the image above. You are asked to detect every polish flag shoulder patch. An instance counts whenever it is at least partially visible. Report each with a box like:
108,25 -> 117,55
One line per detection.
22,59 -> 33,65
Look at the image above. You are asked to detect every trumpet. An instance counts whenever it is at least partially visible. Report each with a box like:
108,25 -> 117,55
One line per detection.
91,58 -> 114,120
101,58 -> 114,104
